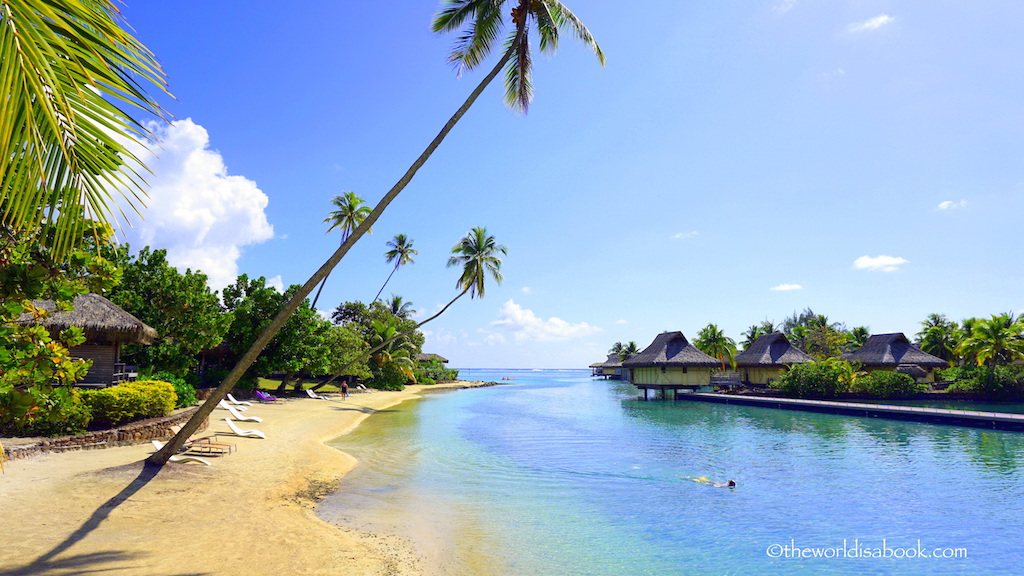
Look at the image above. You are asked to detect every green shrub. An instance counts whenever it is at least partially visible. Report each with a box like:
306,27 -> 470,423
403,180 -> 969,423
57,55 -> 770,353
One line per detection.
0,386 -> 92,436
418,377 -> 436,386
366,363 -> 410,391
773,361 -> 848,398
855,371 -> 923,399
414,360 -> 460,382
148,371 -> 198,407
943,364 -> 1024,399
84,380 -> 177,427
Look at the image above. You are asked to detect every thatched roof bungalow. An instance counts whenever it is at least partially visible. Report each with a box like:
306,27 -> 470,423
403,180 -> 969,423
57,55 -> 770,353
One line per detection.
735,333 -> 814,386
840,333 -> 948,383
416,353 -> 449,364
17,294 -> 157,386
622,332 -> 718,397
590,353 -> 628,380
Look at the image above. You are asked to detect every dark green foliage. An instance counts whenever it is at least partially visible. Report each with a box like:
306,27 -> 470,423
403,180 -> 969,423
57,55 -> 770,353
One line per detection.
855,371 -> 924,399
84,380 -> 177,427
942,364 -> 1024,399
418,377 -> 437,386
106,246 -> 231,377
773,361 -> 848,398
0,386 -> 92,436
366,362 -> 411,391
414,359 -> 459,382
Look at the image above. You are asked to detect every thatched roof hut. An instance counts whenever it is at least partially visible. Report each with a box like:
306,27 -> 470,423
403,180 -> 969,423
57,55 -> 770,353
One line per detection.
735,333 -> 814,367
416,353 -> 449,364
18,293 -> 157,344
840,333 -> 946,369
622,332 -> 719,368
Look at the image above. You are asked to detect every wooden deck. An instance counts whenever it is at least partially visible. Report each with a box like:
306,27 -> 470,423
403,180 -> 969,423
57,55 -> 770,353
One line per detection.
675,393 -> 1024,432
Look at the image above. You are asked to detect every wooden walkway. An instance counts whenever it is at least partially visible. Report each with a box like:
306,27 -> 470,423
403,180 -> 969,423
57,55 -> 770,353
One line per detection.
675,393 -> 1024,432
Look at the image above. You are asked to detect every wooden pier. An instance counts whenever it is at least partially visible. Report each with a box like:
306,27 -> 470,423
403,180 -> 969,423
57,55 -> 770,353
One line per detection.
674,393 -> 1024,432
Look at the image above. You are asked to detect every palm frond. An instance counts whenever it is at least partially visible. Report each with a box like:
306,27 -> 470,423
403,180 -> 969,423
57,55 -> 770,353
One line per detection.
533,2 -> 559,54
1,0 -> 168,259
502,27 -> 532,113
546,0 -> 605,65
444,0 -> 504,75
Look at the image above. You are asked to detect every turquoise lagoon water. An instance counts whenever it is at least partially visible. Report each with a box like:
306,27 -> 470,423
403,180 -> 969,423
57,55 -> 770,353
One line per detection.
319,369 -> 1024,575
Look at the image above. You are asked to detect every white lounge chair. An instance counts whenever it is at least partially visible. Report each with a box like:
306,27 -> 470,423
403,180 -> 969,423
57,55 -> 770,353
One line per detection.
226,393 -> 253,407
305,389 -> 328,400
219,400 -> 263,423
224,418 -> 266,439
151,440 -> 211,465
220,398 -> 247,412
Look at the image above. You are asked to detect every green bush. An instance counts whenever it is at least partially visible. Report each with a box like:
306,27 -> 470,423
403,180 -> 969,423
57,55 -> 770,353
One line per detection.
414,360 -> 460,382
773,361 -> 848,398
855,371 -> 924,399
0,386 -> 92,436
148,371 -> 198,407
942,364 -> 1024,399
366,363 -> 410,391
84,380 -> 177,427
418,377 -> 436,386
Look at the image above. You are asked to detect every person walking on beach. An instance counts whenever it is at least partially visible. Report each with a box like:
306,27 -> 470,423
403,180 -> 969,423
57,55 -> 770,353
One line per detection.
341,381 -> 349,399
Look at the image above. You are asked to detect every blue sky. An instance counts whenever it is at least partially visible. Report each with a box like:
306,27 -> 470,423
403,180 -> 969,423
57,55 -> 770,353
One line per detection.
114,1 -> 1023,369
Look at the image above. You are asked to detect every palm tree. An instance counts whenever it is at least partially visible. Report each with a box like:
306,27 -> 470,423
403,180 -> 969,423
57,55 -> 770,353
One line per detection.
374,234 -> 418,302
958,313 -> 1024,373
916,314 -> 961,365
1,0 -> 168,259
311,192 -> 372,309
368,318 -> 417,382
608,342 -> 624,355
618,341 -> 640,361
152,1 -> 602,464
695,324 -> 737,371
385,294 -> 416,319
848,326 -> 870,351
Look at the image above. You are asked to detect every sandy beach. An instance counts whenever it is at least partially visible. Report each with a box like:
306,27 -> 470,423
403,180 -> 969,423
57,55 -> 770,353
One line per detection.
0,382 -> 495,576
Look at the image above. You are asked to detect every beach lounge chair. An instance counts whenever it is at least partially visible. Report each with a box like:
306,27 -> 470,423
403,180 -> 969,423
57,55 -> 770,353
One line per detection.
151,440 -> 211,465
226,393 -> 253,407
169,425 -> 236,455
305,389 -> 328,400
219,400 -> 264,423
255,390 -> 283,402
224,418 -> 266,439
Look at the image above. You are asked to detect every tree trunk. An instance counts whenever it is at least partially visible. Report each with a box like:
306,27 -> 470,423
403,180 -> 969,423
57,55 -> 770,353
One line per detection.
373,263 -> 400,302
147,31 -> 522,467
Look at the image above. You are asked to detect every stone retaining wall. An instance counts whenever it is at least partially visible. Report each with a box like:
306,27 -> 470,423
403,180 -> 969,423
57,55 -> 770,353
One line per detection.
2,408 -> 208,461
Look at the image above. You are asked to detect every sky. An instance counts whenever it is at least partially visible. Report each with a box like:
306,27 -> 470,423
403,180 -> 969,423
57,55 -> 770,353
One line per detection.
111,0 -> 1024,369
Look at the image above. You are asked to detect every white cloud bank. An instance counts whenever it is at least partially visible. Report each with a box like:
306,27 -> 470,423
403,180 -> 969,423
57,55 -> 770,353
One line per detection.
672,231 -> 699,240
853,255 -> 908,272
848,14 -> 895,33
773,0 -> 798,14
119,119 -> 274,290
771,283 -> 803,291
937,199 -> 967,210
490,300 -> 602,343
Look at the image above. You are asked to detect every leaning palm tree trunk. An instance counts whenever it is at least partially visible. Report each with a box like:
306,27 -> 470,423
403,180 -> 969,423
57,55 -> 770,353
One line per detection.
147,31 -> 523,466
373,263 -> 400,302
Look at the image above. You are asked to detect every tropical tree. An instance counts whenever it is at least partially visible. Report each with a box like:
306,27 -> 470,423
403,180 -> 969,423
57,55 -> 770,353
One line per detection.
374,234 -> 418,302
366,318 -> 418,390
1,0 -> 169,259
915,314 -> 961,366
608,342 -> 624,355
152,0 -> 603,464
310,192 -> 372,309
695,324 -> 737,371
848,326 -> 870,351
957,313 -> 1024,375
618,341 -> 640,361
385,294 -> 416,320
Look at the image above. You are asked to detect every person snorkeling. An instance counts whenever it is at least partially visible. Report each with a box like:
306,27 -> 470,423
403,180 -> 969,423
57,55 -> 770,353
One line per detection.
690,476 -> 736,488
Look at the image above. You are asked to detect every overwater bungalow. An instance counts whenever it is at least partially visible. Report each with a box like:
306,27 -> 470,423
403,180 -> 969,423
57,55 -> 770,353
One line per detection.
622,331 -> 718,399
734,333 -> 814,386
17,293 -> 157,387
840,333 -> 948,383
590,353 -> 626,380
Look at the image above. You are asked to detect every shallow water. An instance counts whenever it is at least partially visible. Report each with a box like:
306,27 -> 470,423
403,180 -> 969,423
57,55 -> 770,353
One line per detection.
319,370 -> 1024,575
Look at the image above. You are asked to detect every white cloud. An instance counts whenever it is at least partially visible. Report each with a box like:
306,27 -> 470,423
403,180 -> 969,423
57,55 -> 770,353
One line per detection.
773,0 -> 798,14
615,319 -> 628,325
819,68 -> 846,81
672,231 -> 699,240
521,286 -> 533,295
937,199 -> 967,210
853,255 -> 908,272
266,275 -> 284,293
118,119 -> 274,290
771,283 -> 803,291
848,14 -> 895,33
489,300 -> 602,343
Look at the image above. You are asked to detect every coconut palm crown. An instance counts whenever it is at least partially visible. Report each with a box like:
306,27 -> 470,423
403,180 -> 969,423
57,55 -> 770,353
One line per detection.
447,227 -> 507,298
432,0 -> 605,113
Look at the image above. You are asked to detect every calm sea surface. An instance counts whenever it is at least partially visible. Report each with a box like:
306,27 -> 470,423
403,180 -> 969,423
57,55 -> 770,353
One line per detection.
319,369 -> 1024,575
